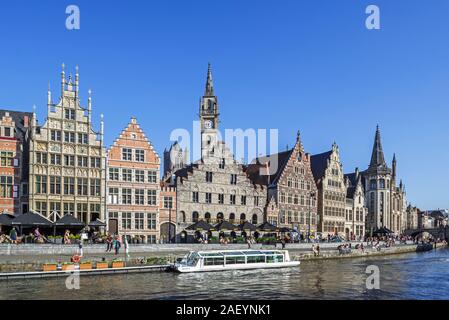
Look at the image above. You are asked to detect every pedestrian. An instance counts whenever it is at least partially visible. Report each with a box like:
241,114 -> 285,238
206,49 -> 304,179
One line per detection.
281,237 -> 286,249
106,233 -> 113,252
114,235 -> 121,255
9,227 -> 17,244
247,236 -> 252,249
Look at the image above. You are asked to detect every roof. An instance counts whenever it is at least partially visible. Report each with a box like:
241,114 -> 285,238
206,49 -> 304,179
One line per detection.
310,150 -> 333,182
54,214 -> 85,227
246,149 -> 293,186
0,109 -> 33,141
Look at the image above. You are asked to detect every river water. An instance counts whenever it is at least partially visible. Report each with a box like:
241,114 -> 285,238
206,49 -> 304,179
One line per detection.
1,248 -> 448,300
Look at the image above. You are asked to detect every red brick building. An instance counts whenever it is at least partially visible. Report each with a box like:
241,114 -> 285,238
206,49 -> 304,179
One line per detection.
106,117 -> 161,243
0,110 -> 33,215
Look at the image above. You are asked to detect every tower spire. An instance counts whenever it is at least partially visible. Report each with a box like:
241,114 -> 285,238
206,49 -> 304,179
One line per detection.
205,63 -> 214,96
369,125 -> 386,168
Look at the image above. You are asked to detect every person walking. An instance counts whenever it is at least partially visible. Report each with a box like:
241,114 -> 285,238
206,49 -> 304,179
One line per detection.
247,236 -> 252,249
114,235 -> 121,255
281,237 -> 286,249
106,233 -> 113,252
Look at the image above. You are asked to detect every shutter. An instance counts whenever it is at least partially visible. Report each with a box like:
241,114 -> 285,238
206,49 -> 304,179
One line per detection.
13,159 -> 19,167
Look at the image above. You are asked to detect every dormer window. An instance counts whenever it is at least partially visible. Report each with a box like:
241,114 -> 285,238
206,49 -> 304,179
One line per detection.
4,127 -> 11,137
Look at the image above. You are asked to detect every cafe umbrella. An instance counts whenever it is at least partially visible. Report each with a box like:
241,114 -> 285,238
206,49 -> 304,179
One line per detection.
237,221 -> 257,232
256,221 -> 277,232
11,211 -> 53,235
214,220 -> 237,231
53,214 -> 85,237
185,220 -> 214,231
0,213 -> 14,232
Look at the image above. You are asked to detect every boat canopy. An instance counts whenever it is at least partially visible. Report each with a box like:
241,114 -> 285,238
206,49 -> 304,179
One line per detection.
195,250 -> 285,258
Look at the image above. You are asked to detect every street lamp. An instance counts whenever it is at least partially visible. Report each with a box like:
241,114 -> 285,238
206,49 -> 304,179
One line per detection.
308,191 -> 316,243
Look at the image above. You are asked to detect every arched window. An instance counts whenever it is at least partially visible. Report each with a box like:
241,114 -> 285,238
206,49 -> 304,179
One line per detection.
240,213 -> 246,224
192,211 -> 199,223
217,212 -> 224,223
205,212 -> 211,223
252,214 -> 258,225
229,213 -> 235,224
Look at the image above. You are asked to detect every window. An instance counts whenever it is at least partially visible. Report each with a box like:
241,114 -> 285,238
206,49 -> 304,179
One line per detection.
77,203 -> 88,223
90,179 -> 101,196
50,154 -> 61,165
122,169 -> 132,182
240,213 -> 246,223
64,155 -> 75,166
65,109 -> 75,120
164,196 -> 173,209
63,203 -> 74,216
0,176 -> 13,198
241,196 -> 247,205
218,194 -> 224,204
108,188 -> 119,204
109,168 -> 119,181
252,214 -> 258,225
206,172 -> 213,183
78,133 -> 88,144
219,158 -> 225,169
78,156 -> 88,167
135,212 -> 144,230
4,127 -> 11,137
35,175 -> 47,194
370,179 -> 377,190
192,212 -> 199,222
90,157 -> 101,168
135,189 -> 145,205
205,193 -> 212,204
135,170 -> 145,182
122,189 -> 132,204
36,152 -> 47,164
0,151 -> 13,167
49,202 -> 61,215
64,131 -> 75,143
230,194 -> 236,205
230,174 -> 237,185
77,178 -> 88,196
64,177 -> 75,195
280,192 -> 286,203
49,176 -> 61,194
147,213 -> 157,230
147,189 -> 157,205
148,171 -> 157,183
35,201 -> 47,216
122,148 -> 132,161
192,191 -> 199,203
50,130 -> 61,141
90,204 -> 100,221
135,149 -> 145,162
122,212 -> 132,230
254,196 -> 259,206
205,212 -> 211,223
379,179 -> 385,189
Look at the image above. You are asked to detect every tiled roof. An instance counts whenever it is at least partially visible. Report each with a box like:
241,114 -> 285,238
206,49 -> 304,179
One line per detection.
310,150 -> 332,183
246,149 -> 293,186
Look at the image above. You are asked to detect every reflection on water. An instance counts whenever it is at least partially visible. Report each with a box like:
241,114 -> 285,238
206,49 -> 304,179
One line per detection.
1,248 -> 449,300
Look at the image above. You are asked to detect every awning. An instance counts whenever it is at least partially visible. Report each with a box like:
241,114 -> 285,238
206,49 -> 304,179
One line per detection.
53,214 -> 85,228
257,222 -> 277,232
0,213 -> 14,226
11,212 -> 53,227
88,219 -> 106,227
237,221 -> 256,232
214,221 -> 237,231
186,220 -> 214,231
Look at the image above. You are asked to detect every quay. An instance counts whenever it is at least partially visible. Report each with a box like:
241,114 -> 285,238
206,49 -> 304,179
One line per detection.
0,242 -> 446,276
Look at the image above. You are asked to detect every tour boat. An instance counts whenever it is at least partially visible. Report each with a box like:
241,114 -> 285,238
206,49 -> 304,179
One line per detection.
173,249 -> 300,273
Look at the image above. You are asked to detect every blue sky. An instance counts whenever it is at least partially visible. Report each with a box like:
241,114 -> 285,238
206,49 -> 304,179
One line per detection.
0,0 -> 448,209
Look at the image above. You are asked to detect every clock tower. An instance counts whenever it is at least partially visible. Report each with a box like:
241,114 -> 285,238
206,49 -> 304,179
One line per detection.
200,63 -> 220,160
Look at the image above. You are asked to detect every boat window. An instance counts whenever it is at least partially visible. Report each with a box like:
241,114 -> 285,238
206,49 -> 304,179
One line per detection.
186,253 -> 199,266
247,255 -> 266,263
225,256 -> 246,265
204,257 -> 224,266
275,255 -> 284,263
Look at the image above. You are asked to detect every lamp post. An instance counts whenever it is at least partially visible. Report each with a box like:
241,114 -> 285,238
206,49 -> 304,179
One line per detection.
308,192 -> 316,243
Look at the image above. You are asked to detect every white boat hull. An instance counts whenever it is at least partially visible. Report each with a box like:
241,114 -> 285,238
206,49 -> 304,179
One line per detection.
174,261 -> 300,273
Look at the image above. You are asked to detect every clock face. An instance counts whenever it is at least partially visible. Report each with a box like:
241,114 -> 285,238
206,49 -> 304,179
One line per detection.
204,120 -> 213,129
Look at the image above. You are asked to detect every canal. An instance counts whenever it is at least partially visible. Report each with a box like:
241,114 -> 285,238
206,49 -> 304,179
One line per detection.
1,248 -> 448,300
